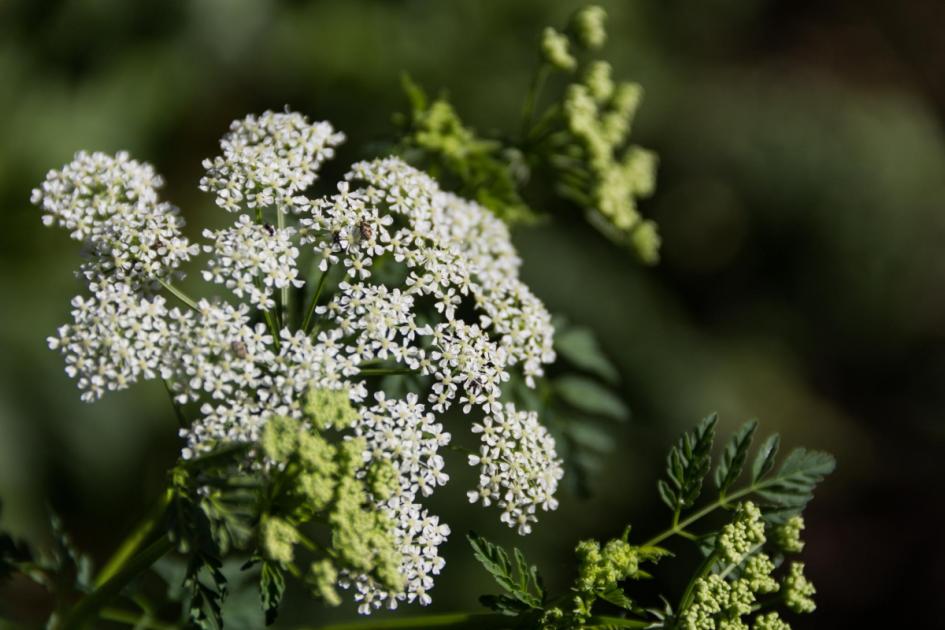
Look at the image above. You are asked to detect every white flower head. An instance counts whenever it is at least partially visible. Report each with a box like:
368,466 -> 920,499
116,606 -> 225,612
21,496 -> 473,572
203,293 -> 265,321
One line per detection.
467,403 -> 564,535
200,110 -> 345,214
32,151 -> 199,288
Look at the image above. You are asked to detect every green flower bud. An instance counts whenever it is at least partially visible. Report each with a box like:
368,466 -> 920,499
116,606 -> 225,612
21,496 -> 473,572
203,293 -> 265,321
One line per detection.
631,220 -> 661,264
743,553 -> 779,594
775,516 -> 806,554
261,517 -> 298,564
718,501 -> 766,565
541,27 -> 576,71
261,415 -> 301,463
309,559 -> 342,607
571,5 -> 607,49
784,562 -> 816,613
305,387 -> 359,430
754,612 -> 791,630
366,459 -> 400,502
584,61 -> 614,103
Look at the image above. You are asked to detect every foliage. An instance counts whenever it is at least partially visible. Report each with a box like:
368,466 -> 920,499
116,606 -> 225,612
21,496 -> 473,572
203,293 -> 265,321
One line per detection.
394,5 -> 660,262
469,416 -> 834,629
0,5 -> 841,630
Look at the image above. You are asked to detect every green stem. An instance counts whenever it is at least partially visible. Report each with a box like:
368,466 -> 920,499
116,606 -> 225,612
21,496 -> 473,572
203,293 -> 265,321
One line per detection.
277,207 -> 289,328
99,607 -> 177,630
521,63 -> 551,141
161,378 -> 187,428
184,442 -> 252,471
356,367 -> 417,377
264,307 -> 282,351
158,280 -> 198,311
586,615 -> 650,628
309,613 -> 512,630
643,482 -> 761,547
61,535 -> 174,630
303,263 -> 332,334
676,551 -> 718,619
93,490 -> 172,588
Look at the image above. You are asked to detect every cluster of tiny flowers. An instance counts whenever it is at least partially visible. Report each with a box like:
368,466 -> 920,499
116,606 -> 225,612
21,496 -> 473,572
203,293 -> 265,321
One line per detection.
537,6 -> 661,262
679,502 -> 818,630
467,403 -> 564,534
341,392 -> 452,613
47,282 -> 171,402
718,501 -> 766,564
200,110 -> 344,213
202,214 -> 303,310
38,109 -> 562,613
783,562 -> 816,614
31,151 -> 198,288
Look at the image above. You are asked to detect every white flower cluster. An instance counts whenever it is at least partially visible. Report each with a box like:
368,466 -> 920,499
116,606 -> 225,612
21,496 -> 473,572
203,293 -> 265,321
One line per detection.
202,214 -> 303,310
467,403 -> 565,535
31,151 -> 198,288
200,110 -> 344,213
36,109 -> 562,613
47,282 -> 171,402
343,392 -> 452,613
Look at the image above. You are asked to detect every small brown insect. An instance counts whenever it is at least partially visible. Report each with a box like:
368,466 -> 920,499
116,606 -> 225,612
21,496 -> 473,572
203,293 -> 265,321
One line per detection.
468,378 -> 484,397
358,221 -> 373,242
263,223 -> 275,236
230,340 -> 248,359
150,240 -> 166,252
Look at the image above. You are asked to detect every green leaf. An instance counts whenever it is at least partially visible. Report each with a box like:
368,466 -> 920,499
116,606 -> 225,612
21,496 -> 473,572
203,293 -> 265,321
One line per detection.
185,553 -> 227,630
467,532 -> 543,609
554,375 -> 629,422
554,325 -> 619,384
751,434 -> 781,483
755,448 -> 836,523
478,594 -> 531,616
659,414 -> 718,512
714,420 -> 758,494
599,586 -> 635,610
260,561 -> 285,626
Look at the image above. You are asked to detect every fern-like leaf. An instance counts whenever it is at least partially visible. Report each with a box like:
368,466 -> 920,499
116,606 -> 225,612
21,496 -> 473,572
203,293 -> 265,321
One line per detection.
659,414 -> 718,513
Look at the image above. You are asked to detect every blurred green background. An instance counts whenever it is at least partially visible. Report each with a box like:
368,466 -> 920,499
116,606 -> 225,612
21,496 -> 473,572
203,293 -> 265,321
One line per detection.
1,0 -> 943,627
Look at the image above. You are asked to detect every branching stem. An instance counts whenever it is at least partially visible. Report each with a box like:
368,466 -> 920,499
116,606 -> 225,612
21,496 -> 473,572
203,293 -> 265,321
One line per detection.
158,279 -> 198,311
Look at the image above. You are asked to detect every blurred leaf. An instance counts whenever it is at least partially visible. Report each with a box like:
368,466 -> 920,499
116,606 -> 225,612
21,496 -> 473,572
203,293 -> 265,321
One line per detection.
554,375 -> 629,421
554,324 -> 619,384
259,561 -> 285,626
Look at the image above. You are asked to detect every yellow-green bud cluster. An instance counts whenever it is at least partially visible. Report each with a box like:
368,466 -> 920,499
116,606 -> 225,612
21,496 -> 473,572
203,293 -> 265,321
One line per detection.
261,517 -> 299,564
784,562 -> 816,613
560,66 -> 659,262
718,501 -> 766,565
743,553 -> 779,594
304,387 -> 359,431
574,538 -> 641,592
309,559 -> 341,607
775,516 -> 806,554
570,5 -> 607,50
681,574 -> 754,630
258,389 -> 405,603
680,502 -> 819,629
753,612 -> 791,630
541,27 -> 577,72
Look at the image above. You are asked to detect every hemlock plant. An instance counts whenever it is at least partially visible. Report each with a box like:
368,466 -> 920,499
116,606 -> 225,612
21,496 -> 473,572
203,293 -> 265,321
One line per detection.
0,6 -> 834,630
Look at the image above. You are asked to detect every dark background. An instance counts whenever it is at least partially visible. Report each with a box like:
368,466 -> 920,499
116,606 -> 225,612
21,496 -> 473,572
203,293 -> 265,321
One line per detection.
1,0 -> 943,627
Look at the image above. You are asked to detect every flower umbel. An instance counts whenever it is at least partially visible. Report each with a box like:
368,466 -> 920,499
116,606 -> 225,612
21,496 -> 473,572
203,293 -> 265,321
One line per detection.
35,109 -> 562,614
